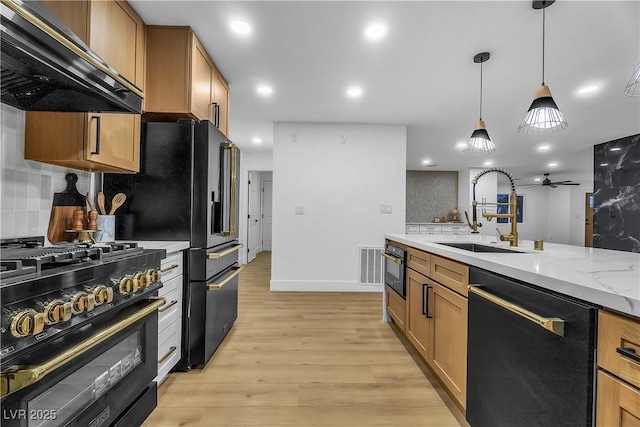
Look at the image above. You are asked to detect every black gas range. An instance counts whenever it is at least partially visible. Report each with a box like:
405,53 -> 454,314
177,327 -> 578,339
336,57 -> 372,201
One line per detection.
1,236 -> 166,427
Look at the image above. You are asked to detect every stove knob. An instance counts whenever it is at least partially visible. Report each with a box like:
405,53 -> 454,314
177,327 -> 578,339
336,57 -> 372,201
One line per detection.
43,300 -> 72,324
92,286 -> 114,305
134,271 -> 150,288
119,276 -> 139,295
71,292 -> 94,314
150,269 -> 162,283
10,309 -> 45,338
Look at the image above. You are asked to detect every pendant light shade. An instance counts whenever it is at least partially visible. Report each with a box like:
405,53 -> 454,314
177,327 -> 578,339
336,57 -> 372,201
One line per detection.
518,0 -> 567,134
465,52 -> 495,155
624,63 -> 640,97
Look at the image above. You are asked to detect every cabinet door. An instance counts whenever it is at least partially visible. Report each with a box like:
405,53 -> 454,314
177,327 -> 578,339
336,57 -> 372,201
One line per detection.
429,281 -> 468,408
406,269 -> 431,359
88,0 -> 145,87
213,73 -> 229,135
85,114 -> 140,172
597,370 -> 640,426
191,38 -> 214,121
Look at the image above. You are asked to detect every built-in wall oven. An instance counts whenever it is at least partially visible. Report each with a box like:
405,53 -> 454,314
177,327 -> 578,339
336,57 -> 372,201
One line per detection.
381,243 -> 406,298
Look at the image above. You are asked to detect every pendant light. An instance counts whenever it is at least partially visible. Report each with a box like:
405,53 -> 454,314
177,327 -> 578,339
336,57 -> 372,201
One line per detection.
517,0 -> 567,134
624,63 -> 640,96
464,52 -> 495,155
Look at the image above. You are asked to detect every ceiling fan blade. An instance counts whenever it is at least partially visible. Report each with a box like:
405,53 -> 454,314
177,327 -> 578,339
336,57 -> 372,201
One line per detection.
563,182 -> 581,186
550,184 -> 558,188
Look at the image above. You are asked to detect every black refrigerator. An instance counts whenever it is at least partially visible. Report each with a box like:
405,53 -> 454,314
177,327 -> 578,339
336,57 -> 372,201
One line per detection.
105,120 -> 242,369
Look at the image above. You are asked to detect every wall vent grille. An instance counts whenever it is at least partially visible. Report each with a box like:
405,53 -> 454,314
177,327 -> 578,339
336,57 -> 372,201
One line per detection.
359,246 -> 383,285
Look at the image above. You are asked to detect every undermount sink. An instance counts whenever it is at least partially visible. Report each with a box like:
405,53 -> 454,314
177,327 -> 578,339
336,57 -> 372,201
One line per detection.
436,242 -> 526,254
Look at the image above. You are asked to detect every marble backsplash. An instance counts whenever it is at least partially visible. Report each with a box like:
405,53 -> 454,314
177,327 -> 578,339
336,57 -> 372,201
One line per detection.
0,104 -> 90,242
406,171 -> 458,222
593,133 -> 640,252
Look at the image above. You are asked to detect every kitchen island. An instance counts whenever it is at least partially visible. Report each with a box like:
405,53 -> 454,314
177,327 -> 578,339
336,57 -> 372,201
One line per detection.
384,233 -> 640,426
385,233 -> 640,317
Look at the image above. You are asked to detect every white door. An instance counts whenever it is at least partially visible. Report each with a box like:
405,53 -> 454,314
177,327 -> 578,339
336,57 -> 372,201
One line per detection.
262,180 -> 273,251
247,172 -> 261,262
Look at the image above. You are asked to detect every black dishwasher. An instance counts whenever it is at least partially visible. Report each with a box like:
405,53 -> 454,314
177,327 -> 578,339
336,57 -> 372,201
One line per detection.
466,267 -> 597,427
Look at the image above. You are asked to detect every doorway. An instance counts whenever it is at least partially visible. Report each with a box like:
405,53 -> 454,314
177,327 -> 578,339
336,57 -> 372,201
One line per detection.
585,192 -> 593,247
247,171 -> 273,263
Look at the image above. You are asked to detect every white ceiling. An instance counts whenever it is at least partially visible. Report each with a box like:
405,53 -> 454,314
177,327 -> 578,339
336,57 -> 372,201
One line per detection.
129,0 -> 640,181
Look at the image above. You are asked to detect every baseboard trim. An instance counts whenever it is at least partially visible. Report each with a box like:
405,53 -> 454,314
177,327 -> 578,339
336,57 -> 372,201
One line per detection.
270,280 -> 382,292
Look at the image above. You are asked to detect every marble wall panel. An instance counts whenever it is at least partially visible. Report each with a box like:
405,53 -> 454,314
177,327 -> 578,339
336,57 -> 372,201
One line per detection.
593,133 -> 640,252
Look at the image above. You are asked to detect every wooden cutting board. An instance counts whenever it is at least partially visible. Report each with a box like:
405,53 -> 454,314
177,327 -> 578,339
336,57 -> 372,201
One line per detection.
47,173 -> 86,244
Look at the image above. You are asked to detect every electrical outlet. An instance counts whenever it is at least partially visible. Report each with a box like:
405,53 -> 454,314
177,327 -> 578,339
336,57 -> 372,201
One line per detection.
290,133 -> 297,143
380,205 -> 392,214
339,134 -> 347,144
295,205 -> 304,215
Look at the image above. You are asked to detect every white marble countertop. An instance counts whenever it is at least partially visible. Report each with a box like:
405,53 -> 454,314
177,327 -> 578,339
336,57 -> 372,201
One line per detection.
119,240 -> 190,255
385,233 -> 640,318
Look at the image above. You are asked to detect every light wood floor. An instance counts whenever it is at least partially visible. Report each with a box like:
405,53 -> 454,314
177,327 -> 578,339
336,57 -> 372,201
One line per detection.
143,252 -> 467,426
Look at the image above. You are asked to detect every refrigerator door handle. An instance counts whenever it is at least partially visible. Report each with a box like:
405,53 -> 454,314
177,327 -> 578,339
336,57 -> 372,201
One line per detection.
220,142 -> 238,237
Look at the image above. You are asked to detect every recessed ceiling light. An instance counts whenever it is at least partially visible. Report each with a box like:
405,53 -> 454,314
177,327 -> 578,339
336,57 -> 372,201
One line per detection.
600,163 -> 608,166
256,85 -> 273,96
577,85 -> 599,95
548,162 -> 558,167
483,160 -> 493,166
422,158 -> 432,165
537,144 -> 551,151
456,142 -> 468,150
364,22 -> 387,42
346,86 -> 363,98
252,137 -> 262,144
610,147 -> 622,151
229,20 -> 251,35
534,178 -> 542,182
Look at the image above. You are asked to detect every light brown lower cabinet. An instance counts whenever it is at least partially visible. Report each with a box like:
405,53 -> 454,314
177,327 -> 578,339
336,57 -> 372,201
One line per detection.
405,264 -> 468,409
597,370 -> 640,426
429,281 -> 467,407
406,268 -> 431,359
385,285 -> 406,333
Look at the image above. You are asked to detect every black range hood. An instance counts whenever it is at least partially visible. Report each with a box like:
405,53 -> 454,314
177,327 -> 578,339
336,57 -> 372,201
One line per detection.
1,0 -> 143,113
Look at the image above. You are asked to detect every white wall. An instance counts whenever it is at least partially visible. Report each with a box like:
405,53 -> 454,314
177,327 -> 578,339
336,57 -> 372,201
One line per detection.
239,150 -> 273,264
271,122 -> 406,291
0,104 -> 91,242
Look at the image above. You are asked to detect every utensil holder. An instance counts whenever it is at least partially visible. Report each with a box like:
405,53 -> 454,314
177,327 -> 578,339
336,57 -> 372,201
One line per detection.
95,215 -> 116,242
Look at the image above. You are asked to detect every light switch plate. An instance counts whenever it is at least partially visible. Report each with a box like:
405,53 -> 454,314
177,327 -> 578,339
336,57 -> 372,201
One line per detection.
380,205 -> 392,214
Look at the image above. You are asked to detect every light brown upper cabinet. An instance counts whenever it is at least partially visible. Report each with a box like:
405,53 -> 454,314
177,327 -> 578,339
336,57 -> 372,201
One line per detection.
25,0 -> 145,173
144,26 -> 231,136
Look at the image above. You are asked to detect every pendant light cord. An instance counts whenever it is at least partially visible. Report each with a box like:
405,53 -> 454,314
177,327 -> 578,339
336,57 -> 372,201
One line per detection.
479,60 -> 483,120
542,7 -> 546,85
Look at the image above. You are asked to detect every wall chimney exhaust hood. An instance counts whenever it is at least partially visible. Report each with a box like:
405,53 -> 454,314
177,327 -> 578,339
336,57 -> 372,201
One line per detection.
1,0 -> 143,113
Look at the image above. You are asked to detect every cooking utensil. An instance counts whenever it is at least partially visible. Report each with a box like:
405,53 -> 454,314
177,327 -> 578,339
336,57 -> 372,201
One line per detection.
108,193 -> 126,215
97,192 -> 107,215
47,173 -> 86,243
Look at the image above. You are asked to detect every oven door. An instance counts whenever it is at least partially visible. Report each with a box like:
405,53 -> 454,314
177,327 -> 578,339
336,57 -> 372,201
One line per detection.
382,251 -> 405,298
1,298 -> 164,427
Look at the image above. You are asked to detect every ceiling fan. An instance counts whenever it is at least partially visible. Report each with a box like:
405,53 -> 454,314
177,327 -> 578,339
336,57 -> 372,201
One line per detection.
539,173 -> 580,188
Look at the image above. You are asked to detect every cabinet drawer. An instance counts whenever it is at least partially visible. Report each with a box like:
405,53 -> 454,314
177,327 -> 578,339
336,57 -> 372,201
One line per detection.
420,225 -> 441,234
441,224 -> 467,232
598,310 -> 640,389
407,247 -> 431,277
160,251 -> 184,283
159,277 -> 182,332
386,285 -> 406,333
430,254 -> 469,296
406,225 -> 420,234
157,317 -> 182,385
596,370 -> 640,426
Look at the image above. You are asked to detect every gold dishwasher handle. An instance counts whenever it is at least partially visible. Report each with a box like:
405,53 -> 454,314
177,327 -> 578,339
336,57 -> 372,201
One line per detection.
381,252 -> 402,265
208,267 -> 244,291
468,285 -> 564,337
0,298 -> 166,398
208,244 -> 244,260
158,300 -> 178,313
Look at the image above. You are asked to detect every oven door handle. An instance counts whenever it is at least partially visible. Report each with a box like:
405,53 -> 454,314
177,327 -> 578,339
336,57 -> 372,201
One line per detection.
381,252 -> 402,265
0,298 -> 166,398
208,266 -> 244,291
208,244 -> 244,260
468,285 -> 565,337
